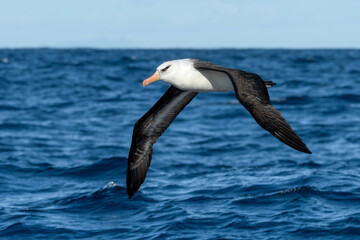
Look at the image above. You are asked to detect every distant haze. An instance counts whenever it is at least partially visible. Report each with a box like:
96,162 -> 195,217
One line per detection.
0,0 -> 359,48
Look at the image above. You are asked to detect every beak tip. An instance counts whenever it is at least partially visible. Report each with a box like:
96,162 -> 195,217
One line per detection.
142,71 -> 159,87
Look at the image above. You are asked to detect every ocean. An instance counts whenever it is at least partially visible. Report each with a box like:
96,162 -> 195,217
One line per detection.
0,49 -> 360,239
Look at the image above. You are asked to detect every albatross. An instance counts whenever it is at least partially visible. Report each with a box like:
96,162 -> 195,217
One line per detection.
127,58 -> 311,198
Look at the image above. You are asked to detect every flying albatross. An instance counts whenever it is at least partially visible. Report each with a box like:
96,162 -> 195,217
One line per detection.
127,58 -> 311,198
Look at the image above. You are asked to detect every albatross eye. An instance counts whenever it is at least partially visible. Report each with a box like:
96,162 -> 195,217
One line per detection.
161,65 -> 171,72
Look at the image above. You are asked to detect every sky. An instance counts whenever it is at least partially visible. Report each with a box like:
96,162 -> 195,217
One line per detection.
0,0 -> 359,48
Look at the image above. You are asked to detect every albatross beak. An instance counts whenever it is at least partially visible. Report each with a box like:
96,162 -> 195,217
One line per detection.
143,70 -> 160,87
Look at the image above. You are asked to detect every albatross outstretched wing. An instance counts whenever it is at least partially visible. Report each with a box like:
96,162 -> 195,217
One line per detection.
194,60 -> 311,154
127,86 -> 198,198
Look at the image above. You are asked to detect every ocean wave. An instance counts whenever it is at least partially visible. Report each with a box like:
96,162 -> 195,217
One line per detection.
0,157 -> 127,179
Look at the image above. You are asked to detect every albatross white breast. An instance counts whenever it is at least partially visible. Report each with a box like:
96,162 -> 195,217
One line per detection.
127,58 -> 311,199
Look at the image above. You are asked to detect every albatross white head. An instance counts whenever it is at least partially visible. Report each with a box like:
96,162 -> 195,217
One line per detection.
143,59 -> 191,87
142,58 -> 234,92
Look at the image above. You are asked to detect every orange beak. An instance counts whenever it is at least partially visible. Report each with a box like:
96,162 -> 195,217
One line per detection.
142,70 -> 160,87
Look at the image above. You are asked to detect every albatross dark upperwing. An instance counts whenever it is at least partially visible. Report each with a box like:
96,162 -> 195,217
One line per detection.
194,60 -> 311,154
127,86 -> 198,198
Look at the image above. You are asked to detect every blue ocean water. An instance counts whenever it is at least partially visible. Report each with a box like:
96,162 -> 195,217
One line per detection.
0,49 -> 360,239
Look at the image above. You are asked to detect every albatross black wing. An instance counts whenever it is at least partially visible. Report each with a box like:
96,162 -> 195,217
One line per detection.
194,60 -> 311,154
127,86 -> 198,198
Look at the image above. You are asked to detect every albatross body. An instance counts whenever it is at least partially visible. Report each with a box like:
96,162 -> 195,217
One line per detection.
127,58 -> 311,198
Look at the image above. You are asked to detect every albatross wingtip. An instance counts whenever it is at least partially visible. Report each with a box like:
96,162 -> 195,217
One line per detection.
127,188 -> 135,199
303,146 -> 312,154
126,170 -> 141,199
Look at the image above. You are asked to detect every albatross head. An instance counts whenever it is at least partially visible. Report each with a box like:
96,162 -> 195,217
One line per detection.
143,60 -> 181,87
142,59 -> 198,88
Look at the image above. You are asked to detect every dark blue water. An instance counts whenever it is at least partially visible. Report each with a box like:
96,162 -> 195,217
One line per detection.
0,49 -> 360,239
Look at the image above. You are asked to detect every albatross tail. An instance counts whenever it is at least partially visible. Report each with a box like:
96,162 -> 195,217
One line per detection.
264,80 -> 276,88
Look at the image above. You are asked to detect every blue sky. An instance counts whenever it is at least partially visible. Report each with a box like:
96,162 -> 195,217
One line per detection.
0,0 -> 359,48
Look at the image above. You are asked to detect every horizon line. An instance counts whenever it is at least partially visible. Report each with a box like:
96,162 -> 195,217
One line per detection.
1,46 -> 360,50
